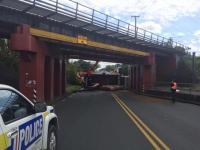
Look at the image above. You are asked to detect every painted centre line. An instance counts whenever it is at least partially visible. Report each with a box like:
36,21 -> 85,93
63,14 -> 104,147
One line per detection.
112,93 -> 170,150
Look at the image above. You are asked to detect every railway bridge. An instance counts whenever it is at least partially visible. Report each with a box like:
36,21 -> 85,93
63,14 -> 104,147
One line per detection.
0,0 -> 188,101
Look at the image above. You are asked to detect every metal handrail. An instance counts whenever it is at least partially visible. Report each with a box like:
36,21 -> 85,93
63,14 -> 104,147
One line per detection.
17,0 -> 189,51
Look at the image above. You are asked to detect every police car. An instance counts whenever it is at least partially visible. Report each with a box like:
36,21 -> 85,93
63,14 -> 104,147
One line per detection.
0,84 -> 58,150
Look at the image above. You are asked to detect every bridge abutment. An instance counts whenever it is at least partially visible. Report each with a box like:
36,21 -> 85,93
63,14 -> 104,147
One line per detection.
44,56 -> 55,101
143,53 -> 156,89
128,65 -> 143,91
128,52 -> 178,91
10,25 -> 67,102
156,54 -> 177,82
128,53 -> 156,91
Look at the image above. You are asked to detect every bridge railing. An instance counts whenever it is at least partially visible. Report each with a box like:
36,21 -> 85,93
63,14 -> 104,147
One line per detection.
17,0 -> 188,51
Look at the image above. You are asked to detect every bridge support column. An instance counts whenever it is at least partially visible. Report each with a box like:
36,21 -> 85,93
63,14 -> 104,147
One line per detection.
10,24 -> 51,101
10,25 -> 47,101
128,65 -> 133,89
17,50 -> 46,101
44,57 -> 55,101
10,24 -> 68,101
62,59 -> 66,95
143,53 -> 156,89
128,53 -> 155,92
128,64 -> 143,92
137,65 -> 143,91
54,59 -> 62,97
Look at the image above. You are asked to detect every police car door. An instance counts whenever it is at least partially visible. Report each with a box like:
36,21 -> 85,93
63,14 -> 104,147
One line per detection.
0,89 -> 43,150
0,121 -> 7,150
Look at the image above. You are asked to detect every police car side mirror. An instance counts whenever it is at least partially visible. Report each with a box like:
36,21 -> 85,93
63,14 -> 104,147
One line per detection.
34,102 -> 47,113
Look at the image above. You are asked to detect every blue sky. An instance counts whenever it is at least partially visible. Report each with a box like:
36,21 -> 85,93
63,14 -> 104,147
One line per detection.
61,0 -> 200,67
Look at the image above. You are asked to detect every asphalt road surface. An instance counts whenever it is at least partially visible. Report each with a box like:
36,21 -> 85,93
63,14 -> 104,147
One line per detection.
55,90 -> 200,150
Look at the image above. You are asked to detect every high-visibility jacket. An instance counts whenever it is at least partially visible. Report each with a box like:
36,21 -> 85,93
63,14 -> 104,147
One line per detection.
171,82 -> 177,90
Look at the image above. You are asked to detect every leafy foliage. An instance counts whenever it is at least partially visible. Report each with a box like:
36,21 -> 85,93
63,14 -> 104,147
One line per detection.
165,38 -> 173,47
0,39 -> 19,87
175,55 -> 199,83
72,59 -> 100,71
66,63 -> 80,85
66,84 -> 81,95
102,65 -> 116,72
67,59 -> 100,85
196,56 -> 200,79
0,39 -> 18,69
100,64 -> 128,75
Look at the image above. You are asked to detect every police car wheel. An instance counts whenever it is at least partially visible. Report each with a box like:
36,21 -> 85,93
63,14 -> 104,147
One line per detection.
47,125 -> 57,150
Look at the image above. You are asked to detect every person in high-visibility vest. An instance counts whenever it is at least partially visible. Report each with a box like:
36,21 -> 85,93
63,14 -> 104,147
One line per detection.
170,80 -> 177,103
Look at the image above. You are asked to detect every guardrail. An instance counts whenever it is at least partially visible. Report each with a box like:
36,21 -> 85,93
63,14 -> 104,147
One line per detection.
14,0 -> 189,51
138,82 -> 200,105
143,82 -> 200,96
140,89 -> 200,105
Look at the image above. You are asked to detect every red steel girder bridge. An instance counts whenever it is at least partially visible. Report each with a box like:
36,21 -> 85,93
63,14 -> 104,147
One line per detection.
0,0 -> 189,102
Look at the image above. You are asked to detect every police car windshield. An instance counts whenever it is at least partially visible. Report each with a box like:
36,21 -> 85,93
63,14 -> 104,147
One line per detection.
0,90 -> 16,114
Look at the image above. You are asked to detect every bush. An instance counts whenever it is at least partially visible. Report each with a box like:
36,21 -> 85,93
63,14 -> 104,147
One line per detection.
66,63 -> 80,85
0,39 -> 19,88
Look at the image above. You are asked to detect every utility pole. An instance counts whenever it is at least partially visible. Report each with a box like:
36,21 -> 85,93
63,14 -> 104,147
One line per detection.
192,52 -> 196,84
131,15 -> 140,38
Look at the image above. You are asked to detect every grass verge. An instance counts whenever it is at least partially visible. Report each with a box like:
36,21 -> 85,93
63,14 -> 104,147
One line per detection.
66,84 -> 82,95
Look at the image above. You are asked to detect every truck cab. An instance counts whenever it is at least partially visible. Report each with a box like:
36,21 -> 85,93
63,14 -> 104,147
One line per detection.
0,84 -> 58,150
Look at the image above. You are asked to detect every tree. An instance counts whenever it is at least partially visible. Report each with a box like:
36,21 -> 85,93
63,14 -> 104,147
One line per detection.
164,37 -> 173,47
118,64 -> 128,75
195,56 -> 200,80
103,65 -> 116,72
0,39 -> 19,88
174,55 -> 199,83
73,60 -> 100,72
100,64 -> 128,75
67,59 -> 100,85
0,39 -> 18,70
66,63 -> 80,85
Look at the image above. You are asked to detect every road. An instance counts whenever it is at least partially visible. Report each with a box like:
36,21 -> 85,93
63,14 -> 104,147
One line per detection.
55,90 -> 200,150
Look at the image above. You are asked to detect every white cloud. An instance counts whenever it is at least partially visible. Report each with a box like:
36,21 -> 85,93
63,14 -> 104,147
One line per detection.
192,30 -> 200,44
63,0 -> 200,26
57,0 -> 200,48
138,21 -> 162,34
194,30 -> 200,38
161,32 -> 186,43
176,32 -> 185,37
188,43 -> 200,53
184,29 -> 200,52
57,0 -> 200,51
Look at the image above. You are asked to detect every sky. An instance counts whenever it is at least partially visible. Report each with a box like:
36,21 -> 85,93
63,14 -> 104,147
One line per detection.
60,0 -> 200,67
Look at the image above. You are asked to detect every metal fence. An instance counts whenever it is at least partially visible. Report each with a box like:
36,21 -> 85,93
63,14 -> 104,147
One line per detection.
0,0 -> 189,51
149,82 -> 200,96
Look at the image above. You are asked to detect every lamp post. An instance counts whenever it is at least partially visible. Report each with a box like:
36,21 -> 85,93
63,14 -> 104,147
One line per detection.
131,15 -> 140,38
192,52 -> 196,84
